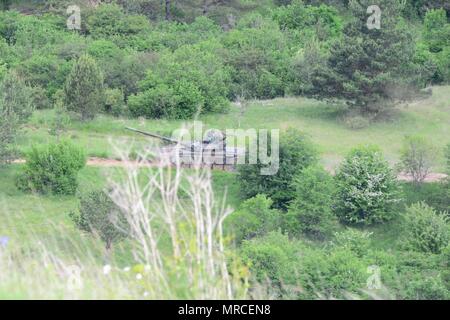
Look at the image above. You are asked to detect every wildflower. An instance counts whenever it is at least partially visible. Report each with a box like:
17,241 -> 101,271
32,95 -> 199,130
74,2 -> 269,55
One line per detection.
136,273 -> 143,280
123,266 -> 131,272
103,265 -> 112,275
0,236 -> 9,248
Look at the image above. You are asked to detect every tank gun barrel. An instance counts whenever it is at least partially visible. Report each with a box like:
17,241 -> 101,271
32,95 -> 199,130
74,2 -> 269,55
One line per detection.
125,127 -> 181,144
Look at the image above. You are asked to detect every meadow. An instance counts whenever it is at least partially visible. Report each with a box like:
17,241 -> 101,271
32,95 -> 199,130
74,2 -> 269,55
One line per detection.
19,85 -> 450,171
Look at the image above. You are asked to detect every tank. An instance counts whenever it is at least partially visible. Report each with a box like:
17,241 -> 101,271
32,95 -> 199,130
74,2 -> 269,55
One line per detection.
125,127 -> 244,170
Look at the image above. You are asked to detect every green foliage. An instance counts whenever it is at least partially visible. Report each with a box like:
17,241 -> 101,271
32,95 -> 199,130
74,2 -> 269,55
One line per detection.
424,9 -> 450,53
402,181 -> 450,214
18,54 -> 69,100
130,40 -> 230,119
401,202 -> 450,254
222,14 -> 289,99
0,71 -> 34,164
300,0 -> 422,114
298,247 -> 367,299
63,54 -> 105,121
225,195 -> 280,244
86,4 -> 151,39
284,166 -> 337,239
240,231 -> 299,289
104,88 -> 126,117
238,128 -> 318,210
335,145 -> 401,225
16,141 -> 86,195
399,135 -> 436,185
332,228 -> 373,257
273,1 -> 343,40
70,190 -> 128,250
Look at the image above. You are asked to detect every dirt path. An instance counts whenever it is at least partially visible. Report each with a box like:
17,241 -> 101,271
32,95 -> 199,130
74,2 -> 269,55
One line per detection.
12,158 -> 448,182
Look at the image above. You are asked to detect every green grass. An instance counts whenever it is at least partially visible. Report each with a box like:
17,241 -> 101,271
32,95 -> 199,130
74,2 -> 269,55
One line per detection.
0,164 -> 242,259
2,86 -> 449,268
20,86 -> 450,172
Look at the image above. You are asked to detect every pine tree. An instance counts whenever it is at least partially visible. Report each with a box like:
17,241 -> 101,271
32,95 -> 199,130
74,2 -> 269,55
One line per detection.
64,54 -> 105,121
0,72 -> 34,164
304,0 -> 421,115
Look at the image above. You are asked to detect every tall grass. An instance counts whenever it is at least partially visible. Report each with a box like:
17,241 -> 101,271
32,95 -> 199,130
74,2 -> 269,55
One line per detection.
0,141 -> 247,300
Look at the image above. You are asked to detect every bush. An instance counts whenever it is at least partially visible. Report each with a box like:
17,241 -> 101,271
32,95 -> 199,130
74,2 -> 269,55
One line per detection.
298,247 -> 367,299
284,166 -> 337,239
225,195 -> 280,244
104,88 -> 126,117
16,141 -> 86,195
128,81 -> 203,119
240,231 -> 299,289
423,9 -> 450,54
238,128 -> 318,210
399,135 -> 436,185
70,190 -> 128,250
334,146 -> 401,225
332,228 -> 373,258
401,202 -> 450,254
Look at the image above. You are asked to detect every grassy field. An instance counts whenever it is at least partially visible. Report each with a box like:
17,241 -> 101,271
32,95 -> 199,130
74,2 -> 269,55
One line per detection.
1,86 -> 448,267
20,86 -> 450,171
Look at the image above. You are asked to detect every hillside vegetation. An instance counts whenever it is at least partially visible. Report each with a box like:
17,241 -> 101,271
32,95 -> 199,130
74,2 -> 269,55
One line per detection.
0,0 -> 449,300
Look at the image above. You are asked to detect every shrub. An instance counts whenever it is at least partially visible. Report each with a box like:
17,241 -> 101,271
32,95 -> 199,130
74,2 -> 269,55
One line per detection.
240,231 -> 299,289
70,190 -> 128,251
401,202 -> 450,254
284,166 -> 337,239
128,81 -> 203,119
238,128 -> 318,210
399,135 -> 436,185
332,228 -> 373,258
16,141 -> 86,195
424,9 -> 449,54
225,195 -> 280,244
104,88 -> 126,117
298,247 -> 367,299
334,146 -> 400,225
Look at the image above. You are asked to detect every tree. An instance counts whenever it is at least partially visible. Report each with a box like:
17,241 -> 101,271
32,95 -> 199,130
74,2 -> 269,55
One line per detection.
284,166 -> 337,240
334,145 -> 400,225
129,40 -> 230,119
63,54 -> 105,121
399,135 -> 436,185
238,128 -> 318,210
0,72 -> 34,164
301,0 -> 422,115
70,190 -> 129,252
0,0 -> 11,11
